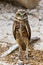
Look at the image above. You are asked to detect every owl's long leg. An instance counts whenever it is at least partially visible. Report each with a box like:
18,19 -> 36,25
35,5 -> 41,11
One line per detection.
19,46 -> 25,60
26,44 -> 28,59
18,46 -> 22,57
25,40 -> 29,59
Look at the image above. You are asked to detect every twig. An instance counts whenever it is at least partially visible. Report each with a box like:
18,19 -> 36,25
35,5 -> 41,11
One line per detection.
0,44 -> 19,57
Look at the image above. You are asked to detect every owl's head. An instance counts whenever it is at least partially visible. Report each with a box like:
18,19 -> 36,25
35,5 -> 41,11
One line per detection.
15,9 -> 28,20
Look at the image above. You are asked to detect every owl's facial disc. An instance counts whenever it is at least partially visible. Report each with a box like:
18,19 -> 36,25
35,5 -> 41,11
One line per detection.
15,10 -> 28,20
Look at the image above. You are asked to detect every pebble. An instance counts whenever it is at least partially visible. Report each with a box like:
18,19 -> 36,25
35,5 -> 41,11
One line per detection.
16,60 -> 24,65
27,64 -> 31,65
15,57 -> 19,60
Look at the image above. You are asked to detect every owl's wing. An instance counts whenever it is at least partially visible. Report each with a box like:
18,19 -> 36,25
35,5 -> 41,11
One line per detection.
25,21 -> 31,40
13,21 -> 16,39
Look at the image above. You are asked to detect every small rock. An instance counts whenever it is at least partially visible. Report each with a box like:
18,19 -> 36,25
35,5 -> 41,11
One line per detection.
15,57 -> 19,60
24,64 -> 26,65
39,16 -> 42,21
16,60 -> 24,65
11,55 -> 15,59
27,64 -> 31,65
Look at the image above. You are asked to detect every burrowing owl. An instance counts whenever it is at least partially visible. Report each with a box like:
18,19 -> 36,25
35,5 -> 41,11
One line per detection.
13,9 -> 31,59
13,9 -> 40,59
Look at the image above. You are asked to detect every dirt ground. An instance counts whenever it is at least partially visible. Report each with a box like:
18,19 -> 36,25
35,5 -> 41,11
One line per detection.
0,0 -> 43,65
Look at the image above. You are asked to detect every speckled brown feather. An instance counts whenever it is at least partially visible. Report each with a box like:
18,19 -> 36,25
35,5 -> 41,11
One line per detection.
13,19 -> 31,51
